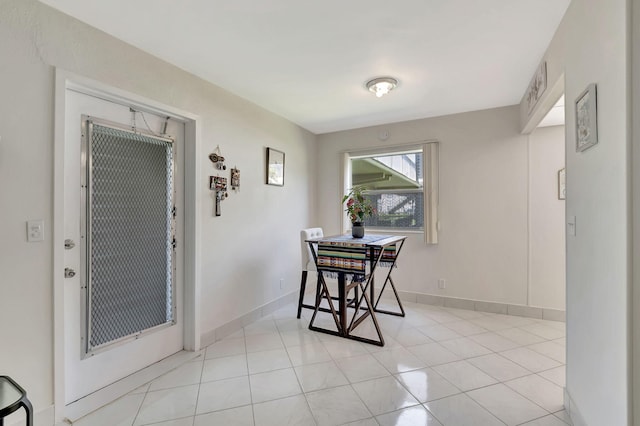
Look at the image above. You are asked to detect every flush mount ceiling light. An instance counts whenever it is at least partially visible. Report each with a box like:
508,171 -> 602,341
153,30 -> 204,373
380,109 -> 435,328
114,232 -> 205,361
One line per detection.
366,77 -> 398,98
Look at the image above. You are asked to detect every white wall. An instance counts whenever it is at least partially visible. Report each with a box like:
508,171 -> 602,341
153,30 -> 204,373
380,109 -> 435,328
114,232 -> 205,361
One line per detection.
316,105 -> 566,311
633,0 -> 640,423
523,0 -> 630,424
529,125 -> 566,309
0,0 -> 316,418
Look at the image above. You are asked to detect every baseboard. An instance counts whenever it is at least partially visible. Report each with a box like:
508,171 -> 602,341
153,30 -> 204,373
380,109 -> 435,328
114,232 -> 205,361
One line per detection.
6,404 -> 55,426
63,350 -> 200,423
393,290 -> 566,322
200,291 -> 298,347
302,285 -> 566,323
564,387 -> 586,426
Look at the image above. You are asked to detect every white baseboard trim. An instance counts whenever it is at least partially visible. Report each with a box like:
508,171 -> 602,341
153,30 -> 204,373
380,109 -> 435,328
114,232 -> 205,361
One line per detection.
63,350 -> 200,423
303,285 -> 566,322
564,387 -> 586,426
6,404 -> 55,426
393,290 -> 566,322
200,291 -> 298,348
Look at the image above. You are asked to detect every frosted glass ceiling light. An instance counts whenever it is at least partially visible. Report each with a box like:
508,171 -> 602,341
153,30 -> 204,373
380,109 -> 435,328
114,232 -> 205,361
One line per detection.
366,77 -> 398,98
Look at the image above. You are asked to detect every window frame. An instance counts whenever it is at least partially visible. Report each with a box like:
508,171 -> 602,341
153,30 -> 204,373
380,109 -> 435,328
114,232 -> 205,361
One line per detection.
342,141 -> 439,244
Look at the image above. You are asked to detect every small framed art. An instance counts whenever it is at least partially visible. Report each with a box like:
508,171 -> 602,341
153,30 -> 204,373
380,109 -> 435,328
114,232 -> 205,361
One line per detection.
526,61 -> 547,114
558,168 -> 566,200
575,83 -> 598,152
266,147 -> 285,186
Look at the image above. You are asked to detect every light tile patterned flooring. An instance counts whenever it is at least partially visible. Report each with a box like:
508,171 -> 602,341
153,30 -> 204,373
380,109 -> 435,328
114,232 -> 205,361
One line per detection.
74,299 -> 571,426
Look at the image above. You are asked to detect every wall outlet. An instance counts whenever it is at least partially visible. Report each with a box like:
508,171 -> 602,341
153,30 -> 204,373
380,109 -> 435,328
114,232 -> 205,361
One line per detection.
438,279 -> 446,289
27,220 -> 44,242
279,279 -> 284,289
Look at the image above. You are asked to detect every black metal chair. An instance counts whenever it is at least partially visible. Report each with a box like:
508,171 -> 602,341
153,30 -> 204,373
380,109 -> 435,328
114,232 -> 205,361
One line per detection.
0,376 -> 33,426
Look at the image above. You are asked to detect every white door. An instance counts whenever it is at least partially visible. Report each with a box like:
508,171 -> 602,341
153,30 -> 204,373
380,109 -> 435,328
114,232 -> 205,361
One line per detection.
63,89 -> 184,403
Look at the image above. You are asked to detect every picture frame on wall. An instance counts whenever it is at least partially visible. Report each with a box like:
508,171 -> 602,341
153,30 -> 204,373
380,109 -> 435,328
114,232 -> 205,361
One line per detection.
575,83 -> 598,152
266,147 -> 285,186
526,61 -> 547,114
558,168 -> 566,200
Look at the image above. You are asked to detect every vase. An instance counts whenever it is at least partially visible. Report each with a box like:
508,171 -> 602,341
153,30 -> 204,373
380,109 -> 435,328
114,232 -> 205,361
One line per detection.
352,222 -> 365,238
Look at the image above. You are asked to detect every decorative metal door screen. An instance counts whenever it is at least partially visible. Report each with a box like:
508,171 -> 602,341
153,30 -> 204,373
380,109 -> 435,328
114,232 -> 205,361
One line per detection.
81,116 -> 176,355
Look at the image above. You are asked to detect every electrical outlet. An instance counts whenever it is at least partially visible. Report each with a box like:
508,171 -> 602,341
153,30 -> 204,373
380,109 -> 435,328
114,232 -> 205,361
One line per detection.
438,279 -> 446,289
27,220 -> 44,242
279,279 -> 284,289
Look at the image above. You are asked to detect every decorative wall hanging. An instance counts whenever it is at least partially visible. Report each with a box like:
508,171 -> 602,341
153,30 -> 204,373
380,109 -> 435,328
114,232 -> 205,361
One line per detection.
526,61 -> 547,114
558,168 -> 566,200
231,167 -> 240,190
266,147 -> 285,186
209,145 -> 227,170
209,176 -> 228,216
575,83 -> 598,152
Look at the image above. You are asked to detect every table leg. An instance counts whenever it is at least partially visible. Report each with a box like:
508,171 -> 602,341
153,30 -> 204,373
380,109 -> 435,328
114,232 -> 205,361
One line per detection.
373,274 -> 406,317
308,272 -> 343,337
338,272 -> 347,336
372,240 -> 406,317
369,247 -> 375,308
345,276 -> 385,346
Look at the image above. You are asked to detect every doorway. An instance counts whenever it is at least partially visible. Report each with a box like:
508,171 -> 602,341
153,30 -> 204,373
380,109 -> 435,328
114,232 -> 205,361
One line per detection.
529,95 -> 566,312
63,89 -> 185,403
528,94 -> 568,408
53,71 -> 202,421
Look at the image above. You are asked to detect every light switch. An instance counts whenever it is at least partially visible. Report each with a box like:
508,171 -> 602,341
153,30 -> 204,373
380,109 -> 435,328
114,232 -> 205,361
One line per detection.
567,216 -> 576,236
27,220 -> 44,242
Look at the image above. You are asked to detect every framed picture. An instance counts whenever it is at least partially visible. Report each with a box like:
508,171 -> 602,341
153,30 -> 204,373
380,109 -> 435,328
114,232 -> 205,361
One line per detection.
266,147 -> 285,186
575,83 -> 598,152
558,168 -> 566,200
526,61 -> 547,114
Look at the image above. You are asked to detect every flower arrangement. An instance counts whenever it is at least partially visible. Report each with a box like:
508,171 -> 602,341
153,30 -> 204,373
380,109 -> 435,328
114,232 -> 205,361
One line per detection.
342,186 -> 375,224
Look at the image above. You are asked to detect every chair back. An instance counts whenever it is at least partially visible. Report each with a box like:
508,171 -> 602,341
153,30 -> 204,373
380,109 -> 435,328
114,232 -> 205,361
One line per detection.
300,228 -> 323,271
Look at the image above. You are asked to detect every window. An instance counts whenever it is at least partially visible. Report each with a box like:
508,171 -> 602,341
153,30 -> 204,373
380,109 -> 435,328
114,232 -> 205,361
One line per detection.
345,142 -> 439,243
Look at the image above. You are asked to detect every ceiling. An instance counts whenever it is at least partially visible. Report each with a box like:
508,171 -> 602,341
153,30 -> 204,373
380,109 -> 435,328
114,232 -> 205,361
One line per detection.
39,0 -> 570,134
538,95 -> 565,128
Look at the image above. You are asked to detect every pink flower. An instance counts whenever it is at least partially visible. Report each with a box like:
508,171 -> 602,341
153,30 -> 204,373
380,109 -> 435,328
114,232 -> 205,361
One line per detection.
343,187 -> 374,224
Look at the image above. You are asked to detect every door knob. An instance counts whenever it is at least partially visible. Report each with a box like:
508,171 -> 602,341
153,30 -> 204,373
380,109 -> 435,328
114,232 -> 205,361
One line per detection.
64,268 -> 76,278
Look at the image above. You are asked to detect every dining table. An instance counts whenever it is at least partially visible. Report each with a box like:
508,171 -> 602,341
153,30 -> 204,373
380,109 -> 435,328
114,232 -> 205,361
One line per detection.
304,233 -> 407,346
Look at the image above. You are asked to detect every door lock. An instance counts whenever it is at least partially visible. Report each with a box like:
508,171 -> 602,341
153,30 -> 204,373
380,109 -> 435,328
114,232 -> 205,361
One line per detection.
65,239 -> 75,249
64,268 -> 76,278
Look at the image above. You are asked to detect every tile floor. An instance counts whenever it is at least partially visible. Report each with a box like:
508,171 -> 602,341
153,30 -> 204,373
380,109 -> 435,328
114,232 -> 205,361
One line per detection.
73,299 -> 571,426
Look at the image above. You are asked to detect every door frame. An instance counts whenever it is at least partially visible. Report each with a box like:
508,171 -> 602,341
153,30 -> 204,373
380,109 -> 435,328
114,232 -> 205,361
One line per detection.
52,69 -> 202,422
